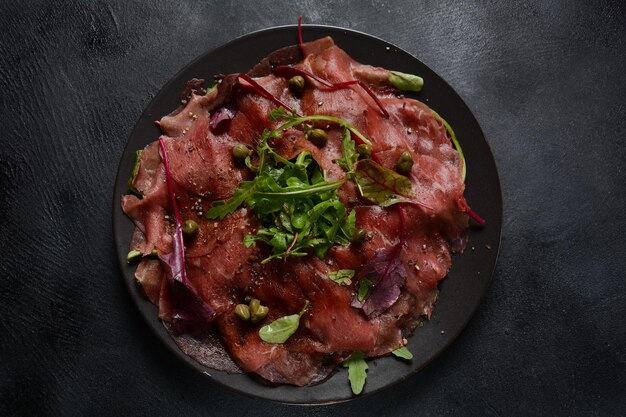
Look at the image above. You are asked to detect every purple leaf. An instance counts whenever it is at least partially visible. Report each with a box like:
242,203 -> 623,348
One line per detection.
351,244 -> 407,318
159,139 -> 215,334
209,105 -> 237,129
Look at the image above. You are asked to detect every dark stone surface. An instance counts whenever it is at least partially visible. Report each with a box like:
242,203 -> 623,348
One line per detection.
1,1 -> 624,415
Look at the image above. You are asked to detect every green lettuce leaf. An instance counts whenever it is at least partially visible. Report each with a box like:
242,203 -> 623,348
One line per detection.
389,71 -> 424,92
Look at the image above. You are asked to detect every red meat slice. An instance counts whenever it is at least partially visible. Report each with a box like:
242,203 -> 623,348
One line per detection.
121,36 -> 470,386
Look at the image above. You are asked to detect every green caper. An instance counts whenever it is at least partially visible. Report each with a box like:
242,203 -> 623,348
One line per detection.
306,128 -> 328,147
182,219 -> 199,237
396,151 -> 414,175
232,143 -> 251,161
148,248 -> 159,259
235,304 -> 251,321
351,229 -> 367,244
357,143 -> 372,158
251,305 -> 269,323
288,75 -> 306,95
249,298 -> 261,314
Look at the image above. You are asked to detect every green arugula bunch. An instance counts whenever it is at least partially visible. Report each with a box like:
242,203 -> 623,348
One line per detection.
206,111 -> 358,264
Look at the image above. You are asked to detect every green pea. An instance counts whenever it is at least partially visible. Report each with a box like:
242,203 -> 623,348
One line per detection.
182,220 -> 199,237
288,75 -> 306,95
232,144 -> 251,161
306,128 -> 328,147
396,151 -> 414,175
235,304 -> 251,321
251,305 -> 269,323
357,144 -> 372,158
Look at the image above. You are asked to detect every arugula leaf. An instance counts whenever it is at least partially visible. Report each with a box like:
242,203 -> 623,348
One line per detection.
252,180 -> 344,201
392,346 -> 413,360
205,181 -> 256,220
205,81 -> 218,94
128,149 -> 143,196
342,352 -> 368,395
338,210 -> 357,244
336,128 -> 357,173
242,234 -> 257,247
258,301 -> 309,344
388,71 -> 424,92
328,269 -> 355,285
354,159 -> 413,207
208,109 -> 361,263
357,279 -> 373,302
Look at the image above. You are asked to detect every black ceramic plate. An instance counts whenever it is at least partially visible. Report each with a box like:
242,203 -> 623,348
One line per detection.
113,24 -> 502,404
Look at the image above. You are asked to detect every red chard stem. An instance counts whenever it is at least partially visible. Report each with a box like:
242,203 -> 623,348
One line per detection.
272,67 -> 389,118
237,73 -> 296,115
286,231 -> 299,254
466,206 -> 485,225
330,80 -> 390,118
272,66 -> 333,87
459,199 -> 485,225
398,205 -> 406,245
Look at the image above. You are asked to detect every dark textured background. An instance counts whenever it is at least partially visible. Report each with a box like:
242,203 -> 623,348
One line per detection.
1,1 -> 625,416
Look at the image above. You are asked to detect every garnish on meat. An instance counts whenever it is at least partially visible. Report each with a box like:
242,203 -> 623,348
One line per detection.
121,28 -> 481,394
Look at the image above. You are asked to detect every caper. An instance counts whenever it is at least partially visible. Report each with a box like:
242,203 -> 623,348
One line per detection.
249,298 -> 261,314
182,219 -> 199,237
396,151 -> 414,175
232,143 -> 251,161
251,305 -> 269,323
288,75 -> 306,95
351,229 -> 367,244
148,248 -> 159,259
357,143 -> 372,158
306,128 -> 328,147
235,304 -> 251,321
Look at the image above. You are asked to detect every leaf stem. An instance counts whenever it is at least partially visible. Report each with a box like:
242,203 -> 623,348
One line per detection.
254,180 -> 344,198
286,231 -> 299,254
272,66 -> 334,88
237,73 -> 297,115
329,80 -> 389,118
459,198 -> 485,225
158,139 -> 188,283
431,109 -> 465,181
397,205 -> 406,245
271,66 -> 389,117
275,112 -> 373,146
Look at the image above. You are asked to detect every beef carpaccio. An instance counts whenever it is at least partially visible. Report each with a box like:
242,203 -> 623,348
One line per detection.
121,35 -> 473,388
